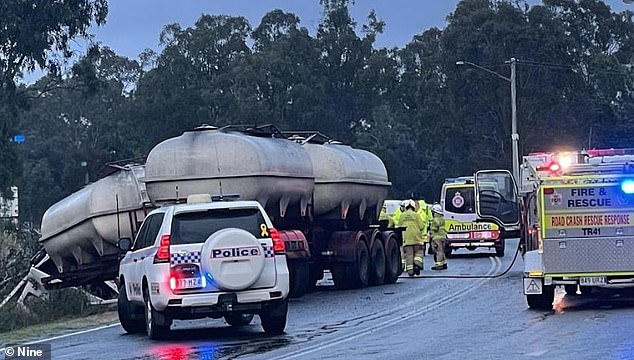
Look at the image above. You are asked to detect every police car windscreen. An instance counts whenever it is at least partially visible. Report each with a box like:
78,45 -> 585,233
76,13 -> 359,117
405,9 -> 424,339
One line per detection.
445,186 -> 475,214
171,208 -> 266,244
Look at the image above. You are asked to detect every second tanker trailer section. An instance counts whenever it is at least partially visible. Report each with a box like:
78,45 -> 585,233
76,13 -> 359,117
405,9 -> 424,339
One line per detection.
143,125 -> 402,296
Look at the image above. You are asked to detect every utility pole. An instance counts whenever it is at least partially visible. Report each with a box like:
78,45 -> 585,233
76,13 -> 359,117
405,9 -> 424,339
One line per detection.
509,58 -> 519,182
456,58 -> 520,181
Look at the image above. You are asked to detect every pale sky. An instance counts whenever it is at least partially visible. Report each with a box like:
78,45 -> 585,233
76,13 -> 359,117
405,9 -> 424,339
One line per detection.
22,0 -> 633,82
88,0 -> 631,59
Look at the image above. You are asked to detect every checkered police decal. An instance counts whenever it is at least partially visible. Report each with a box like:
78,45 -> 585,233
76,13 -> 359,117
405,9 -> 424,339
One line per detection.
262,244 -> 274,258
171,251 -> 201,264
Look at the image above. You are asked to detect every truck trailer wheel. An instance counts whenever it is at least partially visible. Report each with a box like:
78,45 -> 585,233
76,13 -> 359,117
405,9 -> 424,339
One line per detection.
383,233 -> 401,284
369,238 -> 386,285
288,260 -> 309,298
117,281 -> 145,334
332,237 -> 370,289
526,285 -> 555,310
349,237 -> 370,288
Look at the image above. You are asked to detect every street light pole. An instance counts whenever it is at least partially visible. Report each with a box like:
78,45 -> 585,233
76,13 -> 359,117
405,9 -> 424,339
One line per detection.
456,58 -> 520,181
509,58 -> 519,182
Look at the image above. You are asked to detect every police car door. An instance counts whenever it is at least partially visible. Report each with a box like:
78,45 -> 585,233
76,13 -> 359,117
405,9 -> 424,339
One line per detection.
128,213 -> 164,302
474,170 -> 520,228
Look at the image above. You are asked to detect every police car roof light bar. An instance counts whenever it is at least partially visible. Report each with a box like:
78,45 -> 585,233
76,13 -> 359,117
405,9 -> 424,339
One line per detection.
211,194 -> 241,202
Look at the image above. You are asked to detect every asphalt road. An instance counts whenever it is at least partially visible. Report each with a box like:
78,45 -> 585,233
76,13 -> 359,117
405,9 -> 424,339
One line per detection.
8,239 -> 634,360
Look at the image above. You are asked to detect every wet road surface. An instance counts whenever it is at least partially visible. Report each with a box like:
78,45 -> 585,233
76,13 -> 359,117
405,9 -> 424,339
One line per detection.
9,239 -> 634,359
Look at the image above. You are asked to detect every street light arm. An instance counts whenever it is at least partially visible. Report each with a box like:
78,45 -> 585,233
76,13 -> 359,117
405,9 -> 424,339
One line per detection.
456,60 -> 511,82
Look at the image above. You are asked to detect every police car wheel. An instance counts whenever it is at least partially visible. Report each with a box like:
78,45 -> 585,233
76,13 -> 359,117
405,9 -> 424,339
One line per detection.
117,281 -> 144,334
225,313 -> 255,326
143,289 -> 170,339
260,300 -> 288,335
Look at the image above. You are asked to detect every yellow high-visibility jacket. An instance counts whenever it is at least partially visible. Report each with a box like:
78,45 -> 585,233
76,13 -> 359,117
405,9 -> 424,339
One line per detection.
399,209 -> 426,246
417,200 -> 431,235
392,207 -> 403,227
430,214 -> 447,241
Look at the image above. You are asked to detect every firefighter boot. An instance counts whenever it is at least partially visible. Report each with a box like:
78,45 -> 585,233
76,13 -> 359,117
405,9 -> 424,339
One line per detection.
431,264 -> 447,270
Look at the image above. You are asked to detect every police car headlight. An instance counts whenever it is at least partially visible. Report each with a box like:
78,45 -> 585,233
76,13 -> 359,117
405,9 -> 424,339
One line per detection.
621,179 -> 634,194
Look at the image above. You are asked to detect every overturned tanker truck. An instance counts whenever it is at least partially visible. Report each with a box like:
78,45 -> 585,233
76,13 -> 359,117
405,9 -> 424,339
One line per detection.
11,124 -> 402,305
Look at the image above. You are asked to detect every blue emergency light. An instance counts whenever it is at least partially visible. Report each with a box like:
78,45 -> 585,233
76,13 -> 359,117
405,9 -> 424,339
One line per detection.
621,179 -> 634,194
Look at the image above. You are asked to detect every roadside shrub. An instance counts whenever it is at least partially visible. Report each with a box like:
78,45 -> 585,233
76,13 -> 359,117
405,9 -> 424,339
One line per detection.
0,288 -> 92,333
0,223 -> 41,300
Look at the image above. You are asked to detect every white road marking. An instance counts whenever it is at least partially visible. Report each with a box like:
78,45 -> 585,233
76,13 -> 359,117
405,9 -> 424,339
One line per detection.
269,256 -> 502,360
0,322 -> 121,354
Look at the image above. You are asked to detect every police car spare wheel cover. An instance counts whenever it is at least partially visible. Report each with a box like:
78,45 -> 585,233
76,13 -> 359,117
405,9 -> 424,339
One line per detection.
200,228 -> 266,291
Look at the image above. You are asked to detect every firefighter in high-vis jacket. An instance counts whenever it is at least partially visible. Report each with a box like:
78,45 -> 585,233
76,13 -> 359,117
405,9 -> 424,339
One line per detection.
416,199 -> 432,254
399,199 -> 426,276
430,203 -> 448,270
392,200 -> 407,227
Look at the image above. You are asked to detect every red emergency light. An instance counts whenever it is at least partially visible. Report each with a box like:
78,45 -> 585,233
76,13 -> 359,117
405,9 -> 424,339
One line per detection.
587,148 -> 634,157
536,161 -> 562,175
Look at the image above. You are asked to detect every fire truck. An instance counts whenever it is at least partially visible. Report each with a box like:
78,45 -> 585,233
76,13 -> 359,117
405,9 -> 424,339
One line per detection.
518,149 -> 634,310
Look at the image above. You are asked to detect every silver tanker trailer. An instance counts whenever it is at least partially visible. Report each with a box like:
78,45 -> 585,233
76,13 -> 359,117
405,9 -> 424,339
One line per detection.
6,124 -> 401,307
144,125 -> 402,296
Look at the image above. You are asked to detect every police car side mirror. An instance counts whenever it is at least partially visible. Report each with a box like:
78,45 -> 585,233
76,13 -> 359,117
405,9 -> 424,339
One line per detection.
117,238 -> 133,252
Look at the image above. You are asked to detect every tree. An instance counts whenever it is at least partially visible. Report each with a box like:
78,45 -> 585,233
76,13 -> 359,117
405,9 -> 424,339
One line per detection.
17,47 -> 140,224
0,0 -> 108,194
249,10 -> 324,129
130,15 -> 252,151
316,0 -> 385,141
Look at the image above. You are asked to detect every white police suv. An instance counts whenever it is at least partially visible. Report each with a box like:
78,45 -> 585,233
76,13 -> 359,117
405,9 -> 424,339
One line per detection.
116,195 -> 290,339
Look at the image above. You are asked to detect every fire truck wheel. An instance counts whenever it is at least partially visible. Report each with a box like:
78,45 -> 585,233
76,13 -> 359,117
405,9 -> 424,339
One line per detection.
526,285 -> 555,310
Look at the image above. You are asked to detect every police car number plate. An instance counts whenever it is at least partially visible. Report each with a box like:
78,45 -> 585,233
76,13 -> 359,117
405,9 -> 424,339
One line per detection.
579,276 -> 606,286
178,278 -> 202,289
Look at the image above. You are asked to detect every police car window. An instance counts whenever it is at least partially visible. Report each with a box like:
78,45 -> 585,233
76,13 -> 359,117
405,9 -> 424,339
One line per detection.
171,208 -> 266,245
133,216 -> 151,250
143,213 -> 165,248
444,187 -> 475,214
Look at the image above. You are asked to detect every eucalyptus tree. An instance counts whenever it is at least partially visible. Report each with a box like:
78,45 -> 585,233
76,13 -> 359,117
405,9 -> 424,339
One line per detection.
0,0 -> 108,196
